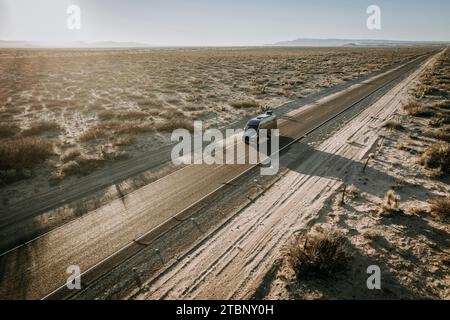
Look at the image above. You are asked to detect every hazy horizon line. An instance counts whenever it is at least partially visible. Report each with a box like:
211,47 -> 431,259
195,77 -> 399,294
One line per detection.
1,37 -> 450,49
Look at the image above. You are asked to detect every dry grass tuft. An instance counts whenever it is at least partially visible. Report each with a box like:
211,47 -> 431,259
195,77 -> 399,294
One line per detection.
383,120 -> 404,131
379,190 -> 403,216
113,137 -> 135,146
346,184 -> 359,199
159,109 -> 185,120
61,148 -> 82,163
22,121 -> 61,136
434,100 -> 450,110
156,119 -> 194,132
79,127 -> 108,142
420,142 -> 450,174
403,101 -> 436,117
425,126 -> 450,143
428,116 -> 445,128
0,137 -> 54,171
97,110 -> 117,121
415,84 -> 436,98
287,227 -> 351,279
116,110 -> 148,121
116,123 -> 155,135
99,110 -> 149,121
0,123 -> 20,138
429,198 -> 450,221
137,99 -> 165,110
80,122 -> 155,141
185,105 -> 203,112
61,156 -> 105,177
229,99 -> 260,109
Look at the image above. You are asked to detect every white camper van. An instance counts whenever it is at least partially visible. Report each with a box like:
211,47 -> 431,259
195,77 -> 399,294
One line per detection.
243,111 -> 278,144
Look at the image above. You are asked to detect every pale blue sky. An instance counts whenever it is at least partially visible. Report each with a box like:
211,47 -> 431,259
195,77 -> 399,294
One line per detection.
1,0 -> 449,45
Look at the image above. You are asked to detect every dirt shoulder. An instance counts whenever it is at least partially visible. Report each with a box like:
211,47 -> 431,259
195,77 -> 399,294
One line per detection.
264,49 -> 450,300
136,50 -> 448,300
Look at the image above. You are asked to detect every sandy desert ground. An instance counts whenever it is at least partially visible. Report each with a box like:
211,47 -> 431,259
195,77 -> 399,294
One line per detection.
0,47 -> 431,206
0,49 -> 450,299
265,49 -> 450,299
116,49 -> 448,300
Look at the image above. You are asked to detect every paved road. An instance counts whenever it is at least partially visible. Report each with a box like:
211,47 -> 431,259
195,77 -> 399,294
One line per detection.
0,52 -> 436,299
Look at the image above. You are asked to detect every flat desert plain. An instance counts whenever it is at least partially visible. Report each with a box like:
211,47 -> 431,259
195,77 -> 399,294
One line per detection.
0,47 -> 431,203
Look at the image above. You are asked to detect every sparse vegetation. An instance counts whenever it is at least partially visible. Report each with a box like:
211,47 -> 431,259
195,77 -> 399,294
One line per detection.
137,98 -> 165,110
426,126 -> 450,142
420,142 -> 450,174
379,190 -> 403,216
60,156 -> 105,177
116,123 -> 155,135
0,123 -> 20,138
345,184 -> 359,199
156,119 -> 194,132
79,127 -> 108,142
287,228 -> 350,279
0,138 -> 54,172
22,121 -> 61,136
383,120 -> 404,131
98,110 -> 117,121
434,100 -> 450,110
116,110 -> 149,121
405,52 -> 450,180
403,101 -> 435,117
428,116 -> 445,128
98,110 -> 149,121
159,109 -> 185,120
0,47 -> 432,185
113,137 -> 135,146
61,148 -> 82,163
272,49 -> 450,300
229,99 -> 260,109
429,197 -> 450,221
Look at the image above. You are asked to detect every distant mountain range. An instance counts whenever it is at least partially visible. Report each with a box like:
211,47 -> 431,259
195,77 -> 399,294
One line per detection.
270,38 -> 450,47
1,38 -> 449,49
0,40 -> 151,48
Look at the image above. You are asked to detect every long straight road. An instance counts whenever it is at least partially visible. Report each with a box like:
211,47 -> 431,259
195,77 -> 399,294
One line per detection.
0,52 -> 437,299
0,51 -> 432,233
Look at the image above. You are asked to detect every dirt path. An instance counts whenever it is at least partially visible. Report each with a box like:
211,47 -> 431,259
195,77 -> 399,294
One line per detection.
136,51 -> 442,300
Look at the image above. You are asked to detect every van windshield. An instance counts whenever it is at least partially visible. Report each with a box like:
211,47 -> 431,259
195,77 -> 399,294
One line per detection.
245,123 -> 259,131
245,121 -> 259,131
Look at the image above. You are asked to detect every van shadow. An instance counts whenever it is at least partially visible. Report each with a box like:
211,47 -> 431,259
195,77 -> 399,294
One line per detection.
261,136 -> 433,202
